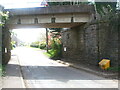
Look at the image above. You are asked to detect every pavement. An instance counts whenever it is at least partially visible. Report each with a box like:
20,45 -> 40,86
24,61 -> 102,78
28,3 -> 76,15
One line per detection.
2,52 -> 25,88
0,77 -> 2,90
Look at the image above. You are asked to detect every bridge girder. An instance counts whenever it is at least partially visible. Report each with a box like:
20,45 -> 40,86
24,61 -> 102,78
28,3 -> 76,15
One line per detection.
6,5 -> 95,29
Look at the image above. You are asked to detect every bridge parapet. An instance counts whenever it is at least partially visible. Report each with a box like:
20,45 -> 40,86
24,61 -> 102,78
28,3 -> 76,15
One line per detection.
6,5 -> 95,29
5,5 -> 95,15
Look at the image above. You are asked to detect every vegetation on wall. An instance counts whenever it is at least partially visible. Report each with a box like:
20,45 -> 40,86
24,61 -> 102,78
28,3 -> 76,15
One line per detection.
95,2 -> 117,16
0,11 -> 9,26
0,10 -> 9,76
96,2 -> 119,24
93,1 -> 118,20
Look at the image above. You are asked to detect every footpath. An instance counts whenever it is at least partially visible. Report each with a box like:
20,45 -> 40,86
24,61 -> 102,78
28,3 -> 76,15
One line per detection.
2,53 -> 25,88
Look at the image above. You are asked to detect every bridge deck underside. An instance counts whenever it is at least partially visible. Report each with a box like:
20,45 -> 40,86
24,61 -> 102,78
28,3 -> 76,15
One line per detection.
8,23 -> 84,29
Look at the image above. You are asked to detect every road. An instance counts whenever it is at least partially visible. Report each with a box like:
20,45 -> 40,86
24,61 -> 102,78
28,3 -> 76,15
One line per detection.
14,47 -> 118,88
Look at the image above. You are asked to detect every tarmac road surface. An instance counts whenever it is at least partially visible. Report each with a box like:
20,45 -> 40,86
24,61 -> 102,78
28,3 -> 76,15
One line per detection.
14,47 -> 118,88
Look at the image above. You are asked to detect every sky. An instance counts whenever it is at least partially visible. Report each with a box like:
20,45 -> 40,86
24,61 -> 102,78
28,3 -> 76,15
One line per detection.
12,28 -> 46,43
0,0 -> 119,9
0,0 -> 46,9
0,0 -> 97,9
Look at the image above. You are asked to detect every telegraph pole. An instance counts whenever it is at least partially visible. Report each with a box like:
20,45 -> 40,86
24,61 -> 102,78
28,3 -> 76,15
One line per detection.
46,28 -> 48,53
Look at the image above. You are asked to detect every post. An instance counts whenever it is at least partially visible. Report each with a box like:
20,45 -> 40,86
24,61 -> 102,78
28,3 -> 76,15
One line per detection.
46,28 -> 48,53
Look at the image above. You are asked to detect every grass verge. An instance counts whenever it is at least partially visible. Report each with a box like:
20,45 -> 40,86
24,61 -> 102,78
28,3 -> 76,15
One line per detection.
107,66 -> 120,72
43,52 -> 52,58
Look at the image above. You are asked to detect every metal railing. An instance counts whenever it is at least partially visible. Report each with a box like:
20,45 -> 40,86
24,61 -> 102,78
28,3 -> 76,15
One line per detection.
46,1 -> 92,6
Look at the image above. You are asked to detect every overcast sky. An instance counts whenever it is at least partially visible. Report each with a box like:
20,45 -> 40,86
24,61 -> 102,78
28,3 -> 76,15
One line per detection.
0,0 -> 46,8
0,0 -> 119,9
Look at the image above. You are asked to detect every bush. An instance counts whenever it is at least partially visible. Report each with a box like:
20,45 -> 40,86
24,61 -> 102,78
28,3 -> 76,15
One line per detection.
40,43 -> 46,49
11,41 -> 16,50
30,44 -> 39,48
48,38 -> 62,59
30,41 -> 40,48
30,41 -> 47,49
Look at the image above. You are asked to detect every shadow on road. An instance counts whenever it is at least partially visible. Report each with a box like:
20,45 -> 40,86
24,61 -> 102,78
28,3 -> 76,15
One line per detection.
6,63 -> 110,82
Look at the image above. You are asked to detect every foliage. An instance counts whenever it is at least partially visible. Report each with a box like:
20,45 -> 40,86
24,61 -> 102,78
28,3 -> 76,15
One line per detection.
94,4 -> 119,28
48,36 -> 62,59
0,11 -> 9,75
30,41 -> 46,49
30,41 -> 40,48
43,52 -> 52,57
39,42 -> 46,49
47,28 -> 62,59
11,41 -> 16,50
94,2 -> 117,17
107,66 -> 120,72
0,11 -> 9,26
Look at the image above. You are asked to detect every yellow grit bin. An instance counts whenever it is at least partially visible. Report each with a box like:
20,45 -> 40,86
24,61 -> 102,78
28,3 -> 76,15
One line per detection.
99,59 -> 110,70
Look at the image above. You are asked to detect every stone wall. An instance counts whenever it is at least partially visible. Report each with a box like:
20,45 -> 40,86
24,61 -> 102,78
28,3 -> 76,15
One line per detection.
2,26 -> 11,65
97,22 -> 118,66
62,20 -> 118,67
0,5 -> 3,65
0,6 -> 11,65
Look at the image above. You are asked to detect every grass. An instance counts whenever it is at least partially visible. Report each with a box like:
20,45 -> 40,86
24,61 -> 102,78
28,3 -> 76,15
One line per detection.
26,46 -> 41,50
43,49 -> 61,60
107,66 -> 120,72
43,51 -> 52,58
44,50 -> 54,58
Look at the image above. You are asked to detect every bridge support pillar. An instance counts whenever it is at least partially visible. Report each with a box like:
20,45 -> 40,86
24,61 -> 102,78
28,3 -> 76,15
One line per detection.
2,27 -> 11,65
0,6 -> 3,67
